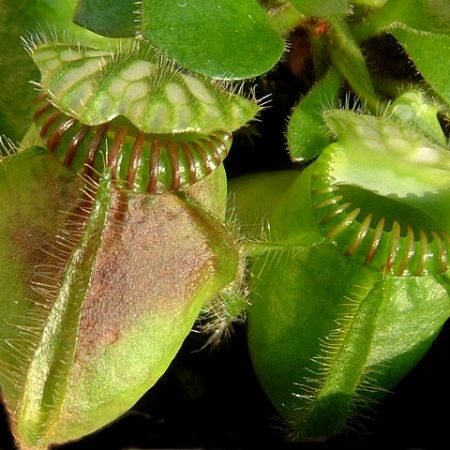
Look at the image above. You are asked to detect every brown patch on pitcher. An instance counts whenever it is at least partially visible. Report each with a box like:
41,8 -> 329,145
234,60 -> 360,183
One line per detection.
75,189 -> 221,359
8,156 -> 82,310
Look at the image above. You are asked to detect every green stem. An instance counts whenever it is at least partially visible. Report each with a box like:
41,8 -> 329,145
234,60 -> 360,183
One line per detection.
326,18 -> 388,114
310,33 -> 331,79
352,1 -> 402,42
266,3 -> 305,36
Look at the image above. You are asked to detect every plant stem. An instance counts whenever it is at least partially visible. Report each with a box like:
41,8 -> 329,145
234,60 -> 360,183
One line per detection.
326,18 -> 388,114
352,1 -> 401,42
266,2 -> 305,36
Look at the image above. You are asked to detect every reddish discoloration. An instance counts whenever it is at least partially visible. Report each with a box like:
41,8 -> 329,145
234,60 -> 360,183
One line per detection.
40,110 -> 64,137
47,117 -> 77,152
33,102 -> 52,122
75,190 -> 219,359
128,132 -> 145,186
34,96 -> 232,194
288,27 -> 313,80
180,141 -> 197,184
108,127 -> 128,175
313,20 -> 328,37
65,125 -> 90,166
7,158 -> 82,307
166,140 -> 181,191
86,124 -> 109,167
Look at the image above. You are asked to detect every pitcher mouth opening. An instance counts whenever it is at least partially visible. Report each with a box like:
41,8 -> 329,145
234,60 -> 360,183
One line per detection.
310,142 -> 450,277
34,95 -> 232,194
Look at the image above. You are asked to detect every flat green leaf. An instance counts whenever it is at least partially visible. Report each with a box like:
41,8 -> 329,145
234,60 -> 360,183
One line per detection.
288,0 -> 349,16
359,0 -> 450,36
140,0 -> 285,79
393,28 -> 450,106
393,0 -> 450,32
287,69 -> 342,162
265,2 -> 304,37
74,0 -> 136,37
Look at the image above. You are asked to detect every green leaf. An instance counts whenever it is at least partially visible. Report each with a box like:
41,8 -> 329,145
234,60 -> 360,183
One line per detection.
356,0 -> 450,38
265,2 -> 304,37
0,148 -> 239,448
288,0 -> 349,16
287,69 -> 342,162
74,0 -> 136,37
393,28 -> 450,106
393,0 -> 450,32
140,0 -> 284,79
30,39 -> 259,134
0,0 -> 95,141
327,19 -> 383,112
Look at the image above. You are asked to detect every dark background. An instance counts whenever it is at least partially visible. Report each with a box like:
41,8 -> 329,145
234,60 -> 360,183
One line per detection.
2,35 -> 450,450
